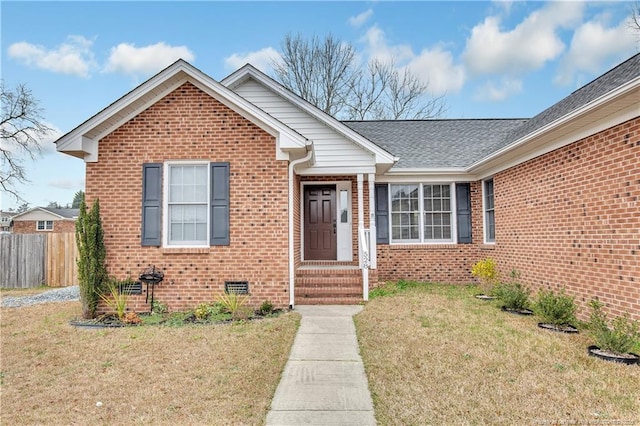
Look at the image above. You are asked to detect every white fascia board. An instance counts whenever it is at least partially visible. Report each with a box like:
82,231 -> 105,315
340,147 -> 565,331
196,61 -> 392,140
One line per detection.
376,168 -> 473,183
468,76 -> 640,175
296,165 -> 376,175
222,65 -> 396,166
56,60 -> 309,163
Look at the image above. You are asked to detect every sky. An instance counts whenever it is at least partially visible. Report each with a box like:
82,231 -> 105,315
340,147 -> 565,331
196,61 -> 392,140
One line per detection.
1,1 -> 638,211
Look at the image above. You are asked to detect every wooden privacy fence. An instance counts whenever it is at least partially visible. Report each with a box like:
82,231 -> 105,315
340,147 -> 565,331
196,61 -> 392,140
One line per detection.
0,233 -> 77,288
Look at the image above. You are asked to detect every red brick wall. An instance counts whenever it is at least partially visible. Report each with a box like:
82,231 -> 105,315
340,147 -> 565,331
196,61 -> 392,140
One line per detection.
493,117 -> 640,320
376,181 -> 484,283
12,220 -> 76,234
86,82 -> 290,313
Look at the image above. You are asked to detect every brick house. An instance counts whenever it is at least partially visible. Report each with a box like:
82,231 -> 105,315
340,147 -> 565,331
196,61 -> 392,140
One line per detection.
11,207 -> 79,234
55,54 -> 639,319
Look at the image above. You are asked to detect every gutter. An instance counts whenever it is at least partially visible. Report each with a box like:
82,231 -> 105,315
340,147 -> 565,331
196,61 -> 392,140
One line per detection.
288,144 -> 315,309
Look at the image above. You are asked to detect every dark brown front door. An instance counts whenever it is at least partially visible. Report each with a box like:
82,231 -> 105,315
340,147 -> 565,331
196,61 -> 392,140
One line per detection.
304,185 -> 337,260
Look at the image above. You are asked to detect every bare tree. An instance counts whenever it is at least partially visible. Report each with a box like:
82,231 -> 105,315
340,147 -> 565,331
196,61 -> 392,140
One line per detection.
273,33 -> 446,120
1,81 -> 51,200
631,1 -> 640,31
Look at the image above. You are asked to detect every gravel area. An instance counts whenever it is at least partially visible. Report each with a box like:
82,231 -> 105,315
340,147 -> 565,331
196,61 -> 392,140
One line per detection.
1,286 -> 80,308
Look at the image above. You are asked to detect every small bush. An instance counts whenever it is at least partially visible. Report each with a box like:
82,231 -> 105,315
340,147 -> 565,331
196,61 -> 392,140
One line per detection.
471,258 -> 499,295
152,300 -> 168,314
258,300 -> 274,316
194,303 -> 210,320
100,277 -> 131,320
589,299 -> 640,355
494,271 -> 530,311
217,292 -> 250,320
534,289 -> 576,327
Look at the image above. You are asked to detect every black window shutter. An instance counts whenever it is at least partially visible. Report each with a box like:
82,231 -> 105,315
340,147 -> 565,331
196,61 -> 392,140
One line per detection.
210,162 -> 230,246
456,183 -> 472,244
375,184 -> 389,244
141,163 -> 162,246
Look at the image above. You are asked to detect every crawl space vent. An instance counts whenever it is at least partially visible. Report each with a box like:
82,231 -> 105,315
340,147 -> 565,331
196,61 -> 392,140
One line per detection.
225,281 -> 249,294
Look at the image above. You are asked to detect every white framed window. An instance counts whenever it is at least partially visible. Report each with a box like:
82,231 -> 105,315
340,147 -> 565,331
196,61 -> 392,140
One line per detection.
164,162 -> 209,247
37,220 -> 53,231
483,178 -> 495,243
390,183 -> 455,243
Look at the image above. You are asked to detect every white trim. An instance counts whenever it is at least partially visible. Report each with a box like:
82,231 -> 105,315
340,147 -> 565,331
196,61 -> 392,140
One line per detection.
482,178 -> 496,245
222,64 -> 397,167
162,160 -> 210,248
368,173 -> 377,269
299,180 -> 350,262
357,174 -> 364,268
376,174 -> 474,183
55,60 -> 309,163
336,181 -> 353,262
36,220 -> 54,231
387,182 -> 457,245
296,165 -> 377,175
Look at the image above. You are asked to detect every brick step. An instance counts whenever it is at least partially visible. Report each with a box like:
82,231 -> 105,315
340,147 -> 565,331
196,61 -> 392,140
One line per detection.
295,296 -> 364,305
295,268 -> 361,277
296,285 -> 362,297
295,276 -> 362,286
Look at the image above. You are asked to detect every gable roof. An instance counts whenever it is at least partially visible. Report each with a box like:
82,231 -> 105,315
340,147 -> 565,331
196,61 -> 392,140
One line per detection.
11,207 -> 79,221
344,119 -> 527,169
55,60 -> 310,162
222,64 -> 397,168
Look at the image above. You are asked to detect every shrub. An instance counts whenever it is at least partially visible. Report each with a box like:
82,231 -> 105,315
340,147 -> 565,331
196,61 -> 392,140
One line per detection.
589,300 -> 640,355
194,303 -> 210,320
100,277 -> 130,320
258,300 -> 274,316
471,258 -> 499,295
217,292 -> 250,320
534,289 -> 576,327
494,271 -> 530,311
76,197 -> 107,319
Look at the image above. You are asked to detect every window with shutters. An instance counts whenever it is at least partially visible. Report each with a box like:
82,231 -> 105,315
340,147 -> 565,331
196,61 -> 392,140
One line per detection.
389,183 -> 456,243
484,178 -> 495,243
167,163 -> 209,246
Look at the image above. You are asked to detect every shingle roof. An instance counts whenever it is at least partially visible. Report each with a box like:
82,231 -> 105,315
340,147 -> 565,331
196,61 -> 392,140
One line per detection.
41,208 -> 79,219
343,119 -> 527,168
343,53 -> 639,170
504,53 -> 640,144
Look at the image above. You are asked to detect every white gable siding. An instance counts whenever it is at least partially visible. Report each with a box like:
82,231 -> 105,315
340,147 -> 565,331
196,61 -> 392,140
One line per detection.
12,210 -> 62,221
234,80 -> 375,173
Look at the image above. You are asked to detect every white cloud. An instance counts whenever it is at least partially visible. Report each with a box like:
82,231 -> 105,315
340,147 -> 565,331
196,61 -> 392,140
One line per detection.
348,9 -> 373,28
463,2 -> 584,76
406,47 -> 466,95
474,77 -> 523,101
555,16 -> 637,86
224,47 -> 281,72
103,42 -> 195,76
360,26 -> 465,95
39,124 -> 63,156
0,122 -> 61,157
7,36 -> 96,78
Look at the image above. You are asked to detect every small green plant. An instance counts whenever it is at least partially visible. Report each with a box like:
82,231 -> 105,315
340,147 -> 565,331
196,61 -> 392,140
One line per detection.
194,303 -> 210,320
534,289 -> 577,327
471,258 -> 499,295
494,270 -> 530,311
151,300 -> 168,314
589,299 -> 640,355
258,300 -> 274,316
100,277 -> 130,320
217,291 -> 250,320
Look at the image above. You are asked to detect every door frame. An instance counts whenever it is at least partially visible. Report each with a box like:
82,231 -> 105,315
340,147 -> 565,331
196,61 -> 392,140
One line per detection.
300,181 -> 353,262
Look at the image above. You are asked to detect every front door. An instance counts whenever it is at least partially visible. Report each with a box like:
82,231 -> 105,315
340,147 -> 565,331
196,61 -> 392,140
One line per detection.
304,185 -> 337,260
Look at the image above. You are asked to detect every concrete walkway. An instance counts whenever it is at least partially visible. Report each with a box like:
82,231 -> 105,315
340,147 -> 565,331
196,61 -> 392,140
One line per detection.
266,305 -> 376,426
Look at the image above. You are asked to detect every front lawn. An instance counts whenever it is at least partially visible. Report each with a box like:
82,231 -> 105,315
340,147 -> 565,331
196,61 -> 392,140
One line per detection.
1,301 -> 299,425
355,282 -> 640,425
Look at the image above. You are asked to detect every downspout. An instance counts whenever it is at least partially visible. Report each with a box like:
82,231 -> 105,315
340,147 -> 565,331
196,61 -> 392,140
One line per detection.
288,144 -> 314,310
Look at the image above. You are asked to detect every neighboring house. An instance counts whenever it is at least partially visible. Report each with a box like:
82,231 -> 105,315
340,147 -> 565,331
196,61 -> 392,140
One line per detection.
55,54 -> 639,319
11,208 -> 79,234
0,211 -> 13,233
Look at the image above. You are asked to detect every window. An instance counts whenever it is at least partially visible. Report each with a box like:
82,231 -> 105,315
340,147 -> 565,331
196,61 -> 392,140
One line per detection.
141,162 -> 229,247
484,179 -> 495,243
37,220 -> 53,231
167,164 -> 209,246
390,183 -> 454,243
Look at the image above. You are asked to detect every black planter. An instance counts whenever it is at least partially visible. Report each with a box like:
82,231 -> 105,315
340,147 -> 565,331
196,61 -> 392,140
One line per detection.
501,306 -> 533,316
475,294 -> 495,301
587,345 -> 640,365
537,323 -> 579,334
